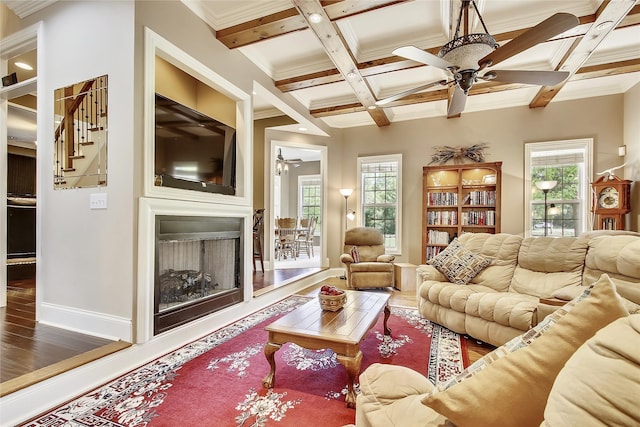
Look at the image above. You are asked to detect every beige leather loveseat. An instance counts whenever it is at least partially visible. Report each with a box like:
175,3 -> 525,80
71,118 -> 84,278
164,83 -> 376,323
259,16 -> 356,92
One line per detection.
417,232 -> 640,346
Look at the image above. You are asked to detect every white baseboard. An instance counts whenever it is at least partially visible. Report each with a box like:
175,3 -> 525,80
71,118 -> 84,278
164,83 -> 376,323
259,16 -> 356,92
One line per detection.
39,302 -> 132,342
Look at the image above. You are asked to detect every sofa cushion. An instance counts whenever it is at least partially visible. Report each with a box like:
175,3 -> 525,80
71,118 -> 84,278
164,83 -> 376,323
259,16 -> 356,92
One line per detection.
427,239 -> 491,285
464,292 -> 539,331
421,273 -> 628,427
356,363 -> 449,427
458,233 -> 523,292
583,235 -> 640,313
510,237 -> 588,298
541,314 -> 640,427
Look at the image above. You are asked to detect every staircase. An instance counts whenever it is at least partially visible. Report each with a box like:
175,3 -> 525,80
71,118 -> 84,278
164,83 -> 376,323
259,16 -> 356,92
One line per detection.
53,75 -> 108,189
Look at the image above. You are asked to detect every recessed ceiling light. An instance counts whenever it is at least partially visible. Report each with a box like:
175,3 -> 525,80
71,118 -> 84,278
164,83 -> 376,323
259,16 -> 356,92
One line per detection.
346,70 -> 357,79
308,13 -> 323,24
298,127 -> 308,132
368,105 -> 377,110
15,61 -> 33,71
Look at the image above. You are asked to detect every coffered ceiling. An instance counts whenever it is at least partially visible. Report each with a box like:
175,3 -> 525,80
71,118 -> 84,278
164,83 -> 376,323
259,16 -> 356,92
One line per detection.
4,0 -> 640,131
183,0 -> 640,128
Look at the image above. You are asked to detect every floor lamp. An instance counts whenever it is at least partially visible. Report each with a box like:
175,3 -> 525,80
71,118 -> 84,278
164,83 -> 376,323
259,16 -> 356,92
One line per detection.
340,188 -> 354,231
535,180 -> 557,236
339,188 -> 353,279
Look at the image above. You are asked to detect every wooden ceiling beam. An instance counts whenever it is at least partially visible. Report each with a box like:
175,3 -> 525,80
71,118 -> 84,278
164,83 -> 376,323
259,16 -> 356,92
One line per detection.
311,58 -> 639,118
216,0 -> 412,49
311,81 -> 531,116
529,0 -> 637,109
275,8 -> 640,93
573,58 -> 640,79
293,0 -> 390,126
216,9 -> 307,49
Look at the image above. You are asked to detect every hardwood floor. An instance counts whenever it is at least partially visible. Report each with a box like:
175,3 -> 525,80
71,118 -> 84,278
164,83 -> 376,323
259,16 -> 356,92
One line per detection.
0,279 -> 130,396
252,266 -> 326,295
1,270 -> 492,397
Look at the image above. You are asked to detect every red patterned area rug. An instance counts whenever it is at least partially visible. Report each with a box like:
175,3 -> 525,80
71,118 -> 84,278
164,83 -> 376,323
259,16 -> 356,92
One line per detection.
23,296 -> 468,427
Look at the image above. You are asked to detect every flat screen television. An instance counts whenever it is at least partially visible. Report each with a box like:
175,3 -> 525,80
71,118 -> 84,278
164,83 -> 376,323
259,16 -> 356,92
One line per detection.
155,93 -> 236,196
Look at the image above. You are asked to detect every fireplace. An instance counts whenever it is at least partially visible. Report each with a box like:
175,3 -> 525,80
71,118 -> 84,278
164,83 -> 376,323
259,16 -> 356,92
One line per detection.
154,215 -> 243,334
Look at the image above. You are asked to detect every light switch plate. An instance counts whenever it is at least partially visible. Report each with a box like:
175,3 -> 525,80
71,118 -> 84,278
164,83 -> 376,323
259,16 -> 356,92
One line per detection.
90,193 -> 107,209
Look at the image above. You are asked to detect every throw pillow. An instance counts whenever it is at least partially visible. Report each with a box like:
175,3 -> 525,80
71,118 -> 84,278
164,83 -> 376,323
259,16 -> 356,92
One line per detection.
350,245 -> 360,263
541,314 -> 640,427
434,281 -> 594,392
421,273 -> 628,427
427,238 -> 491,285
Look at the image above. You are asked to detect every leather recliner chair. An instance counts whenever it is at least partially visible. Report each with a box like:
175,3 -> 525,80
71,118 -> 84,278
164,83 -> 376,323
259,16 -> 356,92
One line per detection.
340,227 -> 395,289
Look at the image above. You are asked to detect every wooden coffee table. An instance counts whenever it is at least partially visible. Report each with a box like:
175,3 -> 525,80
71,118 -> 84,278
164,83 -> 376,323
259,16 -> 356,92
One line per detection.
262,290 -> 391,408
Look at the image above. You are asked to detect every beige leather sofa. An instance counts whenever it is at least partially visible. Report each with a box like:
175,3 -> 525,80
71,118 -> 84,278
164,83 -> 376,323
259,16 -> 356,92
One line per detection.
417,232 -> 640,346
347,233 -> 640,427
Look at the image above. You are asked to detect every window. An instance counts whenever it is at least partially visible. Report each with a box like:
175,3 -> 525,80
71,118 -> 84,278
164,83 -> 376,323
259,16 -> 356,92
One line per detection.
298,175 -> 321,232
525,139 -> 592,237
357,154 -> 402,254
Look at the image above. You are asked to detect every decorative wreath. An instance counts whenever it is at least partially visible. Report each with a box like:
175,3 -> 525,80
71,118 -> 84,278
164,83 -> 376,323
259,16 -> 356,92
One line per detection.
429,143 -> 488,165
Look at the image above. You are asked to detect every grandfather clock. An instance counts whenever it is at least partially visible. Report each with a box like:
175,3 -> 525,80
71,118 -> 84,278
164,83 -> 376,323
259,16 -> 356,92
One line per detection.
591,175 -> 632,230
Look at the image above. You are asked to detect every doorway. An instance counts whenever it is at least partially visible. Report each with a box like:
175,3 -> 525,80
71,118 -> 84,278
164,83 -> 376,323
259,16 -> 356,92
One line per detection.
252,141 -> 327,295
2,26 -> 39,308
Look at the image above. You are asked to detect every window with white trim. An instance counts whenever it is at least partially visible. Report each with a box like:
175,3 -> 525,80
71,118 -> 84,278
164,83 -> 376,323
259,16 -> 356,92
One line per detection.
525,139 -> 592,237
357,154 -> 402,254
298,175 -> 321,233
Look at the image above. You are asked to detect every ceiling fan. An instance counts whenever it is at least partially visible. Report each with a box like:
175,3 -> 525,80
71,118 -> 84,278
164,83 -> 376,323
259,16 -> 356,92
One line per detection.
276,148 -> 302,175
376,0 -> 580,117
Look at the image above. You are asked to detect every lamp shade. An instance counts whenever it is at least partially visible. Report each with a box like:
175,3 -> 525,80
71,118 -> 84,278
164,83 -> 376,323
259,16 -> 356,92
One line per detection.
340,188 -> 353,197
535,180 -> 557,191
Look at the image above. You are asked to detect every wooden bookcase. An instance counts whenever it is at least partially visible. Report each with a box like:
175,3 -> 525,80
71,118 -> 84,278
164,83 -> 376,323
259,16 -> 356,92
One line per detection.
422,161 -> 502,263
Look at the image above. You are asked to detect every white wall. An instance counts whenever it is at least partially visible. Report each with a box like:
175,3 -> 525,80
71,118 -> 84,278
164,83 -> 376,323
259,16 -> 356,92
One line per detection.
341,95 -> 625,266
22,1 -> 136,340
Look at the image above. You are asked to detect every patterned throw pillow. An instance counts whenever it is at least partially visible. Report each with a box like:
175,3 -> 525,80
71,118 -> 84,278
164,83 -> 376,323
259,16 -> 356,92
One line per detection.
427,238 -> 491,285
350,245 -> 360,263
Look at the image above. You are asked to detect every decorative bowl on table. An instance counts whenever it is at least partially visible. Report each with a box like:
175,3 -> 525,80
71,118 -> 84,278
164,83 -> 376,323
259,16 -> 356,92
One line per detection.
318,285 -> 347,311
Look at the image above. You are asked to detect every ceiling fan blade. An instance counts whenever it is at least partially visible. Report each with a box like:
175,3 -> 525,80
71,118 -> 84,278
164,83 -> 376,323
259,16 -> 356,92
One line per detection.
478,13 -> 579,68
447,85 -> 467,117
483,69 -> 570,85
376,80 -> 449,106
392,46 -> 455,71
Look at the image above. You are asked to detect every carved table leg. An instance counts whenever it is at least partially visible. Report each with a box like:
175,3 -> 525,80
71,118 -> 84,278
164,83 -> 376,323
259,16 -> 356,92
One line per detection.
383,304 -> 391,336
262,342 -> 281,388
336,350 -> 363,408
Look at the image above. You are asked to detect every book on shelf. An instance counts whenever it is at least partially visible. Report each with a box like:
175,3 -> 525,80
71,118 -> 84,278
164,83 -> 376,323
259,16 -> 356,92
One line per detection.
465,190 -> 496,205
426,210 -> 458,225
426,245 -> 445,260
461,210 -> 495,226
427,229 -> 450,245
427,191 -> 458,206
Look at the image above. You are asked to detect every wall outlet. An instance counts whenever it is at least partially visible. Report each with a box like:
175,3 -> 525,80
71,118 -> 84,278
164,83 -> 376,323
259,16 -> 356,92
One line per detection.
90,193 -> 108,210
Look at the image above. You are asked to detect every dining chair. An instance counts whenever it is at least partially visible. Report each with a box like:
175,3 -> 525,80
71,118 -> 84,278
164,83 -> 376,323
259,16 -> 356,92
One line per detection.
252,209 -> 264,272
276,217 -> 298,260
296,216 -> 316,258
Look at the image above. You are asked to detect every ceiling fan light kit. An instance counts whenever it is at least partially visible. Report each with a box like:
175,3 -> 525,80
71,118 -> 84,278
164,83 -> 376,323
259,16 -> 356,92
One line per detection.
379,0 -> 580,117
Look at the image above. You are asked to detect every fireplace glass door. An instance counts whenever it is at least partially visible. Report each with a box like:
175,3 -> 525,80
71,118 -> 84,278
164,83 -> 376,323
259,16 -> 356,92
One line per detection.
154,215 -> 243,334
